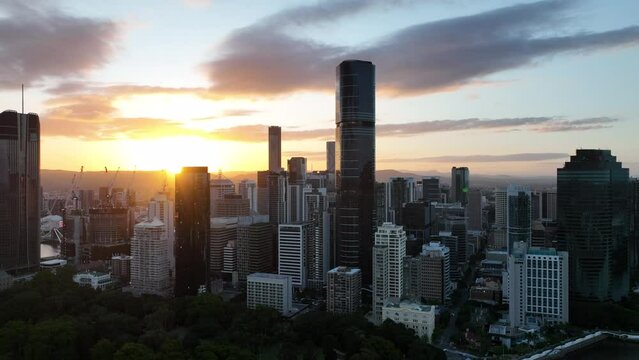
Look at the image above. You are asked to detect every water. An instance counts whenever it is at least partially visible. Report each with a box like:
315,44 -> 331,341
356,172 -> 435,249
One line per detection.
40,243 -> 60,258
564,339 -> 639,360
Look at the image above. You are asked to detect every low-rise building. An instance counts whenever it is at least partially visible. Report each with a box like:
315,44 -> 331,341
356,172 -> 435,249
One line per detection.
382,300 -> 436,341
246,273 -> 292,315
73,271 -> 113,290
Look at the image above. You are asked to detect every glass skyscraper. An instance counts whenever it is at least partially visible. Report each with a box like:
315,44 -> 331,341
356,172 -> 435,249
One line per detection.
0,110 -> 40,274
557,149 -> 631,309
450,167 -> 469,205
175,167 -> 210,296
335,60 -> 376,285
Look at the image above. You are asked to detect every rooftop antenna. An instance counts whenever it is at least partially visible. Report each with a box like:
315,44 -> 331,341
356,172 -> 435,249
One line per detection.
21,84 -> 24,113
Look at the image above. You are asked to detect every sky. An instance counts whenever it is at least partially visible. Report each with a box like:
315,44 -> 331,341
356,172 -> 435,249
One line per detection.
0,0 -> 638,176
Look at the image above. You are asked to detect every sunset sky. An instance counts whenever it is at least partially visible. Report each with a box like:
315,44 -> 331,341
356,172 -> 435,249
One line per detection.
1,0 -> 638,176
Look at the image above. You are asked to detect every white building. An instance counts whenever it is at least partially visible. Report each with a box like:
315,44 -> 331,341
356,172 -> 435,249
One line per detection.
148,192 -> 175,276
327,266 -> 361,314
278,222 -> 311,288
373,244 -> 389,323
382,300 -> 436,341
130,218 -> 171,296
73,271 -> 113,290
374,223 -> 407,299
508,242 -> 569,327
246,273 -> 293,314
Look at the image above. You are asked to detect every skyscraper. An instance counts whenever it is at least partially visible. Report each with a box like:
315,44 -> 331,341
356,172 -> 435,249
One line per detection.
336,60 -> 376,285
237,215 -> 274,281
287,157 -> 307,185
130,219 -> 171,296
374,223 -> 407,299
506,185 -> 532,253
148,192 -> 175,277
0,110 -> 40,274
422,177 -> 440,203
238,179 -> 258,214
175,167 -> 210,296
268,171 -> 287,225
278,222 -> 311,288
326,141 -> 335,173
304,187 -> 330,288
450,167 -> 469,205
466,189 -> 483,231
327,266 -> 361,314
557,149 -> 631,310
268,126 -> 281,172
209,175 -> 235,216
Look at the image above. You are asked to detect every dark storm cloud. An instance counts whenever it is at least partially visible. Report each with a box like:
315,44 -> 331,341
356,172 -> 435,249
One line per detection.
203,0 -> 639,96
0,0 -> 120,89
382,153 -> 570,163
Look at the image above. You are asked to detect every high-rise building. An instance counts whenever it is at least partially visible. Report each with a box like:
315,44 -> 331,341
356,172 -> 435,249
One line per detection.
278,222 -> 311,288
148,192 -> 175,278
506,185 -> 532,253
88,207 -> 131,249
335,60 -> 376,285
422,177 -> 440,203
508,242 -> 569,327
399,202 -> 429,247
467,189 -> 483,231
213,194 -> 250,217
326,141 -> 335,173
541,190 -> 557,221
387,177 -> 416,224
287,157 -> 307,185
631,179 -> 639,272
209,217 -> 238,274
286,184 -> 304,223
174,167 -> 210,296
131,219 -> 171,296
256,171 -> 270,215
327,266 -> 361,314
403,242 -> 452,304
0,110 -> 40,274
78,189 -> 95,213
557,149 -> 631,309
209,175 -> 235,216
304,187 -> 330,288
247,273 -> 292,315
450,167 -> 470,205
237,215 -> 274,281
268,171 -> 287,226
374,223 -> 406,299
372,244 -> 389,323
268,126 -> 281,172
238,179 -> 258,214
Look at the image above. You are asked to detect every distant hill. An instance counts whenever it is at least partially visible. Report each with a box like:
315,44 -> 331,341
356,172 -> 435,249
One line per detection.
41,168 -> 556,201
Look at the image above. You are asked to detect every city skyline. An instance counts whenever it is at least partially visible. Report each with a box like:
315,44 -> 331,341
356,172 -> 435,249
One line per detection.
0,0 -> 638,175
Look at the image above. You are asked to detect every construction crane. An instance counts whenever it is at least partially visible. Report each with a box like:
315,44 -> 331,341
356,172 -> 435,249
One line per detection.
68,165 -> 84,210
104,166 -> 120,207
48,166 -> 83,215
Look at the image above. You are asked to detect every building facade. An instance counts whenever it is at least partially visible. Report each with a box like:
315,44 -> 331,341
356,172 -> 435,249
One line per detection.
237,215 -> 273,281
382,300 -> 436,341
246,273 -> 292,314
327,266 -> 361,314
335,60 -> 376,285
131,219 -> 171,296
374,223 -> 407,299
450,167 -> 469,205
278,222 -> 311,288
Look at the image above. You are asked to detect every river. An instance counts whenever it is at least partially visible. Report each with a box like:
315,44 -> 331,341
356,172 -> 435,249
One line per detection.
563,339 -> 639,359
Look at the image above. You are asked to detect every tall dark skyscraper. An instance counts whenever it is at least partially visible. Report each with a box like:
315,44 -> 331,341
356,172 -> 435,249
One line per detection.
175,167 -> 210,296
326,141 -> 335,173
450,167 -> 469,205
422,177 -> 440,203
335,60 -> 376,285
557,149 -> 631,312
0,110 -> 40,274
268,126 -> 281,172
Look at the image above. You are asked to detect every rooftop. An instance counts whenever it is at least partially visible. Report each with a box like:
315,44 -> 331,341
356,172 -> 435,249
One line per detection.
328,266 -> 361,275
384,300 -> 435,313
247,273 -> 291,281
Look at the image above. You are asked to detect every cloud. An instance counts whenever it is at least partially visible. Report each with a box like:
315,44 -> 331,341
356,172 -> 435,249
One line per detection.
0,0 -> 120,89
202,0 -> 639,96
382,153 -> 571,163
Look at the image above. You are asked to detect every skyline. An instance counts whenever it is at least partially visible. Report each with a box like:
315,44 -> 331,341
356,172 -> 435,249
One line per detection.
1,0 -> 638,175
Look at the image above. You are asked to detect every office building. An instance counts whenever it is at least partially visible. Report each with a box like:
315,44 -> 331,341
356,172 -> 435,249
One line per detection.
327,266 -> 361,314
304,187 -> 330,288
376,182 -> 389,226
209,175 -> 235,216
541,190 -> 557,221
287,184 -> 304,223
268,126 -> 281,172
278,222 -> 311,288
148,192 -> 175,277
287,157 -> 307,185
374,223 -> 406,299
213,194 -> 250,217
111,255 -> 132,281
0,111 -> 40,274
557,149 -> 631,310
223,240 -> 237,275
335,60 -> 376,285
326,141 -> 336,191
372,244 -> 389,323
450,167 -> 470,205
387,177 -> 416,224
131,219 -> 171,296
256,171 -> 270,215
78,189 -> 95,212
174,167 -> 210,296
508,242 -> 569,327
382,300 -> 436,341
88,207 -> 130,247
507,185 -> 532,253
422,177 -> 440,203
467,189 -> 483,231
399,202 -> 429,246
237,215 -> 273,281
246,273 -> 292,315
268,171 -> 287,225
209,217 -> 238,274
238,179 -> 258,214
403,242 -> 452,304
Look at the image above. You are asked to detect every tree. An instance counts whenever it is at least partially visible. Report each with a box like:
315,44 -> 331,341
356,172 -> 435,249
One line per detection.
114,343 -> 156,360
91,339 -> 116,360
